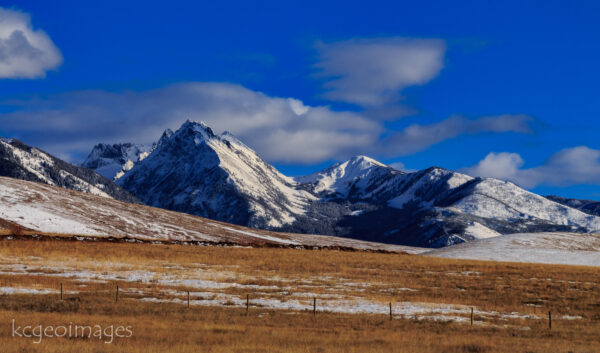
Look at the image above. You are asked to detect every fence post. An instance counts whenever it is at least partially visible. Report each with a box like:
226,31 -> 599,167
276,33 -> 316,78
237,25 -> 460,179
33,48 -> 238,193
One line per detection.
246,294 -> 249,313
60,282 -> 63,301
187,291 -> 190,308
389,302 -> 392,321
313,297 -> 316,316
471,307 -> 473,326
548,311 -> 551,330
115,285 -> 119,303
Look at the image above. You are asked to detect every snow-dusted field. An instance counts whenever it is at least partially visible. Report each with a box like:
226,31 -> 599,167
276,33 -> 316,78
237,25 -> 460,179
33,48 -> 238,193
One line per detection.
427,232 -> 600,266
0,253 -> 583,327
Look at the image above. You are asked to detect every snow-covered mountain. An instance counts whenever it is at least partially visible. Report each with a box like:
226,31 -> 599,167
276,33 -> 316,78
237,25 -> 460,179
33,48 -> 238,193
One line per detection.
0,137 -> 138,203
83,120 -> 600,248
116,121 -> 315,228
296,155 -> 403,199
81,129 -> 173,180
293,161 -> 600,247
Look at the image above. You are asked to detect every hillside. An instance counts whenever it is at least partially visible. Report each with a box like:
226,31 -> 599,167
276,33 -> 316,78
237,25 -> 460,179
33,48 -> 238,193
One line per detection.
0,176 -> 418,253
427,231 -> 600,266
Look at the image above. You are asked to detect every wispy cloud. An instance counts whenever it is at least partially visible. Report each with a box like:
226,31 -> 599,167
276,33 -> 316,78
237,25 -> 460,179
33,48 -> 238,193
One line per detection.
314,37 -> 446,110
0,7 -> 62,79
462,147 -> 600,188
380,114 -> 533,156
0,82 -> 534,165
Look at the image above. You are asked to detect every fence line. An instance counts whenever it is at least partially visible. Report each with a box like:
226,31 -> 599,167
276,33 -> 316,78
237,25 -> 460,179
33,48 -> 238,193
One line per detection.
50,282 -> 562,330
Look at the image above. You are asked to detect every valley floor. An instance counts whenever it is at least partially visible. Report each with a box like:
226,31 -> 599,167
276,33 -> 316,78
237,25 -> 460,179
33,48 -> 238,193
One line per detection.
0,238 -> 598,352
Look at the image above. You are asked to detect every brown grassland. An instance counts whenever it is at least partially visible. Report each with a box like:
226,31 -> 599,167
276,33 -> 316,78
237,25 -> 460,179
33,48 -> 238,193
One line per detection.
0,237 -> 598,352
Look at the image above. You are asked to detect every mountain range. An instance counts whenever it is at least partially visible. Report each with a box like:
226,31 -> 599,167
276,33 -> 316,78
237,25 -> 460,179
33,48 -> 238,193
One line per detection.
1,121 -> 599,248
77,120 -> 600,248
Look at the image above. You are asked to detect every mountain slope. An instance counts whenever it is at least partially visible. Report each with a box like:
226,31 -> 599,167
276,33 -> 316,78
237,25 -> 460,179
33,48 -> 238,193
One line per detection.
545,195 -> 600,217
0,137 -> 138,203
117,121 -> 315,228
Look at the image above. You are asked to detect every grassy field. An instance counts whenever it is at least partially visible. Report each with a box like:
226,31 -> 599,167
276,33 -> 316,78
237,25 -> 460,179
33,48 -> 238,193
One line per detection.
0,237 -> 599,352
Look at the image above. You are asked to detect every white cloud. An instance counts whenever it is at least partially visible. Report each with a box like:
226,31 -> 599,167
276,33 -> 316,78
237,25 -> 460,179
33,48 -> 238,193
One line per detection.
461,152 -> 525,182
381,115 -> 533,156
0,82 -> 380,164
388,162 -> 417,173
462,147 -> 600,188
314,37 -> 446,108
0,82 -> 534,165
0,7 -> 62,79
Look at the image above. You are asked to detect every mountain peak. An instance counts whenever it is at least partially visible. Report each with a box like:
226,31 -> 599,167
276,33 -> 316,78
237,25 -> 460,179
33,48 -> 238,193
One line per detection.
116,119 -> 315,229
177,120 -> 216,140
154,128 -> 174,149
346,155 -> 387,169
82,142 -> 154,180
296,155 -> 391,196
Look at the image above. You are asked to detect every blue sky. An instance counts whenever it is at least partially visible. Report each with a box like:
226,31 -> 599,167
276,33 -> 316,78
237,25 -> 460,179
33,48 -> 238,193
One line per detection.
1,0 -> 600,199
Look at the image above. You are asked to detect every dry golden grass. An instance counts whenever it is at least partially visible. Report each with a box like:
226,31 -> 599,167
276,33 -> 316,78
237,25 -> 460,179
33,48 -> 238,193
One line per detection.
0,238 -> 598,352
0,295 -> 597,353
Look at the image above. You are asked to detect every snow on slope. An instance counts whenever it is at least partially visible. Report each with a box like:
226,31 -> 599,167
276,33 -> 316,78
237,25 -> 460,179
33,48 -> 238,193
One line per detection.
427,232 -> 600,266
213,125 -> 315,225
450,178 -> 600,231
387,168 -> 473,209
0,176 -> 417,252
0,139 -> 57,185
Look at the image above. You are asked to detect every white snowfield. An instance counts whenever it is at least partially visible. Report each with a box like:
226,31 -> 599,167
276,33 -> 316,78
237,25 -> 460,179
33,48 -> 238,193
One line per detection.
427,232 -> 600,266
0,176 -> 420,253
